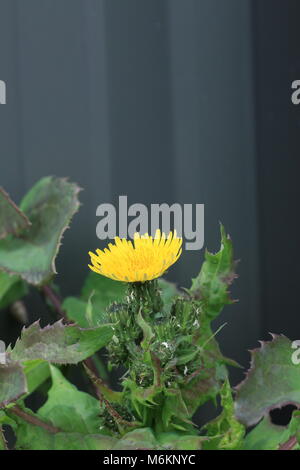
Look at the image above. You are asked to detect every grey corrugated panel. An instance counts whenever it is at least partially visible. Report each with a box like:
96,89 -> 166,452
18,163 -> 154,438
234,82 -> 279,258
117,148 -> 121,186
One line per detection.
14,0 -> 111,294
104,0 -> 176,205
0,0 -> 25,202
0,0 -> 261,369
167,0 -> 261,371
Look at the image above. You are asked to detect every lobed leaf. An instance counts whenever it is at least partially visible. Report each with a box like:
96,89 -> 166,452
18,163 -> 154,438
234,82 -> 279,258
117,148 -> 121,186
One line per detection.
242,416 -> 290,450
0,176 -> 80,285
0,358 -> 27,408
235,335 -> 300,426
0,187 -> 31,240
38,366 -> 102,434
189,224 -> 236,319
202,380 -> 244,449
0,271 -> 28,310
10,320 -> 114,364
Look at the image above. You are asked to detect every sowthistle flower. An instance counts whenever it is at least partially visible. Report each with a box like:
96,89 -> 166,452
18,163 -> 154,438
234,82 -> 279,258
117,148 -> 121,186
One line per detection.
88,229 -> 182,282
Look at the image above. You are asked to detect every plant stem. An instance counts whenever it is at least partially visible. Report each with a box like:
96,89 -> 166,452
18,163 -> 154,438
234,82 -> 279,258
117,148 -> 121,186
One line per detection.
0,425 -> 8,450
10,405 -> 60,434
41,283 -> 106,386
41,285 -> 69,322
83,363 -> 138,429
279,435 -> 298,450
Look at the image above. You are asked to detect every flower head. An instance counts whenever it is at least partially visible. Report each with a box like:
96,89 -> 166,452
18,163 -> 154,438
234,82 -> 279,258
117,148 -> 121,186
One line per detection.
88,230 -> 182,282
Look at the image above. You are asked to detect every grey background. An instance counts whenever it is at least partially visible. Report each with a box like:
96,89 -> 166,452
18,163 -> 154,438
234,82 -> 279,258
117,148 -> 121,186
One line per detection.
0,0 -> 296,385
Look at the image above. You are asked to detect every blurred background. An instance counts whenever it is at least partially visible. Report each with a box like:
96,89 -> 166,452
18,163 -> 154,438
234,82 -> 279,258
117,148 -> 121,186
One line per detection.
0,0 -> 298,408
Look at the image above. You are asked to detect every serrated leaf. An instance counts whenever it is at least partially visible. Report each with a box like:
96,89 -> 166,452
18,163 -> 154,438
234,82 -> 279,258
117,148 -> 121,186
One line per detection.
189,225 -> 236,319
0,271 -> 28,310
10,320 -> 113,364
235,335 -> 300,426
202,379 -> 244,450
0,359 -> 27,408
38,366 -> 102,434
0,187 -> 31,240
179,304 -> 228,415
162,388 -> 192,432
0,176 -> 80,285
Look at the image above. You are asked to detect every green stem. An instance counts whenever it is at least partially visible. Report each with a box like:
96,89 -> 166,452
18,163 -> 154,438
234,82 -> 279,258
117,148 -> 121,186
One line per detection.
128,280 -> 163,319
0,425 -> 8,450
279,435 -> 298,450
10,405 -> 60,434
40,283 -> 108,388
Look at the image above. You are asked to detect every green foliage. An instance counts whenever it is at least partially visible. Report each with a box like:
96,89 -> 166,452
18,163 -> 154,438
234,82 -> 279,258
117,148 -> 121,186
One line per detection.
0,359 -> 27,408
38,366 -> 102,434
0,427 -> 7,450
0,271 -> 28,310
242,417 -> 290,450
189,224 -> 236,319
10,320 -> 114,364
0,177 -> 80,285
202,380 -> 245,449
62,272 -> 127,327
242,410 -> 300,450
235,335 -> 300,426
0,176 -> 298,451
0,187 -> 31,240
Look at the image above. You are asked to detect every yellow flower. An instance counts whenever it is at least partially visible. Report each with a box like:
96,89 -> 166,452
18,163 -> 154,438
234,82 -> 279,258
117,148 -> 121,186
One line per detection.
88,230 -> 182,282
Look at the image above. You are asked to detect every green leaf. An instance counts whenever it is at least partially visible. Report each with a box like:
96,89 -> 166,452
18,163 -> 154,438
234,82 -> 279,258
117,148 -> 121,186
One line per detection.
61,297 -> 88,326
179,304 -> 229,415
23,360 -> 50,394
8,367 -> 117,450
10,320 -> 114,364
81,272 -> 126,306
0,358 -> 27,408
0,271 -> 28,310
235,335 -> 300,426
0,426 -> 7,450
162,388 -> 192,432
243,416 -> 290,450
0,176 -> 80,285
136,310 -> 154,351
157,432 -> 206,450
113,428 -> 160,450
189,224 -> 236,319
288,410 -> 300,443
0,187 -> 31,240
158,278 -> 179,313
38,366 -> 102,434
63,272 -> 126,327
202,379 -> 244,449
12,415 -> 117,450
